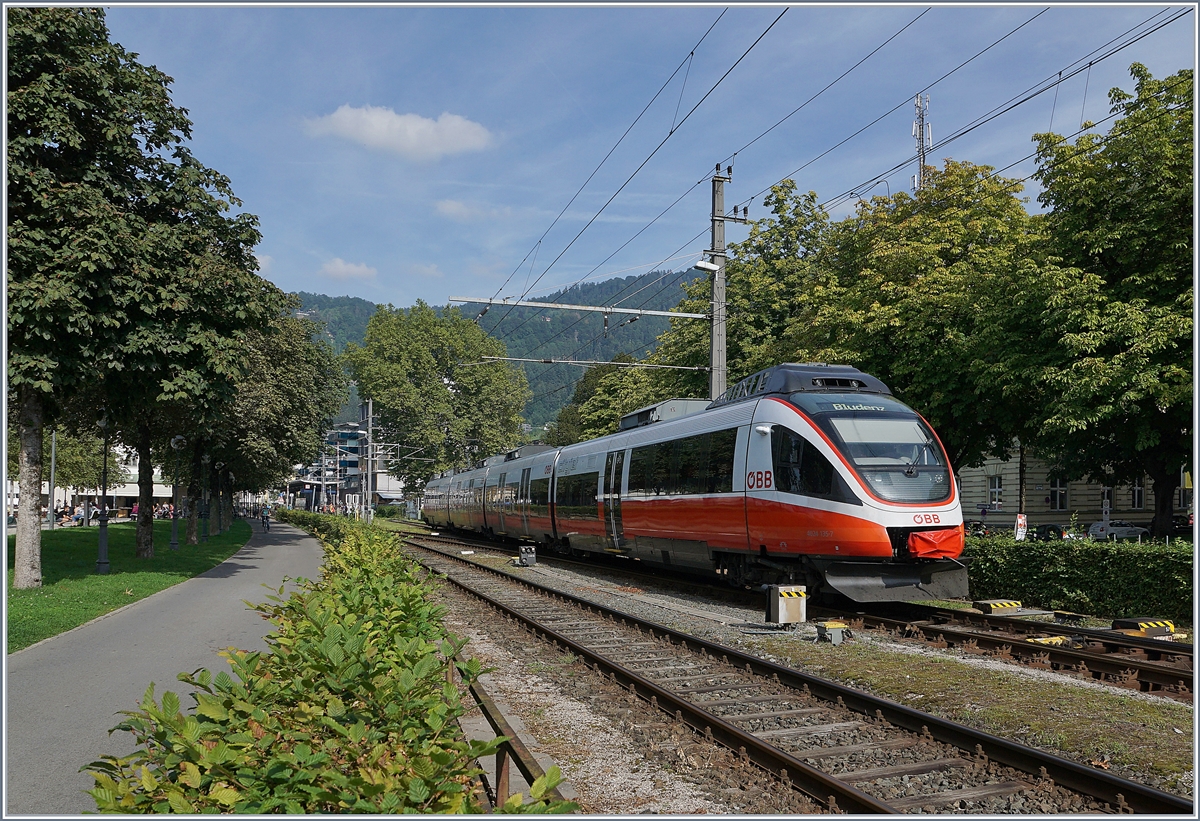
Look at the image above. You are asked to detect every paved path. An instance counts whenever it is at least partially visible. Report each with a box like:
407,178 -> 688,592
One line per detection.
5,522 -> 324,816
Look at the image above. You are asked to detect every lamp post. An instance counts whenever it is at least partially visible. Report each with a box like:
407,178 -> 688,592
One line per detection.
214,462 -> 225,534
200,454 -> 211,542
96,409 -> 111,574
169,435 -> 187,550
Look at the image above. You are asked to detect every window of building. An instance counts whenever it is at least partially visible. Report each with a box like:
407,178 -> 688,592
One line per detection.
1130,477 -> 1144,510
1049,479 -> 1068,511
988,476 -> 1003,509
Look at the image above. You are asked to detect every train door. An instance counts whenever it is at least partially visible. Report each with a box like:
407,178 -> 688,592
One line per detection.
602,450 -> 626,551
519,467 -> 531,533
495,472 -> 507,534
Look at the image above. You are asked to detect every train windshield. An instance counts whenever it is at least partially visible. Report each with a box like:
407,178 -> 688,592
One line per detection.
787,392 -> 952,503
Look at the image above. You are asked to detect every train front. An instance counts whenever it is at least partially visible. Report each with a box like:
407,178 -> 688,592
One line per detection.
747,373 -> 968,603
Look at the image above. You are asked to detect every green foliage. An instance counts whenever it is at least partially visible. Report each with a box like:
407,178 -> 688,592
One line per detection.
5,426 -> 128,492
345,302 -> 531,489
963,536 -> 1192,622
544,353 -> 635,445
373,504 -> 401,518
294,292 -> 381,353
217,309 -> 348,493
84,519 -> 577,813
1033,64 -> 1193,533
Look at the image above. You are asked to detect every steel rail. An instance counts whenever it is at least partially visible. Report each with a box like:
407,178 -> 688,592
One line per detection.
841,613 -> 1191,698
891,602 -> 1194,659
407,537 -> 1194,815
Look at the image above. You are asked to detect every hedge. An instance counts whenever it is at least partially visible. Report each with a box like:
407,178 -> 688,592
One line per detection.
963,536 -> 1193,623
84,515 -> 575,813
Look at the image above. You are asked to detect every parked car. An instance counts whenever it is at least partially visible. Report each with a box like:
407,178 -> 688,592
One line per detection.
1031,523 -> 1066,541
1087,520 -> 1150,540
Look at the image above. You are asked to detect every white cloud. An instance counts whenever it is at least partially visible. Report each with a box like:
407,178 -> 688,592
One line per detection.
320,258 -> 377,280
409,263 -> 444,279
435,199 -> 514,223
306,105 -> 491,161
255,253 -> 273,273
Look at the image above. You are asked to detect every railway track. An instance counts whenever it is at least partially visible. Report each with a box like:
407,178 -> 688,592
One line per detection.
831,603 -> 1193,702
404,534 -> 1192,815
419,529 -> 1194,702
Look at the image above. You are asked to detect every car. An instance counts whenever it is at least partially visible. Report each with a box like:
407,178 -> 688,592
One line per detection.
1087,520 -> 1150,540
1031,523 -> 1066,541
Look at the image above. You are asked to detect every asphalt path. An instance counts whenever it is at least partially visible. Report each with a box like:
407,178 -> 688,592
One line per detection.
5,521 -> 325,816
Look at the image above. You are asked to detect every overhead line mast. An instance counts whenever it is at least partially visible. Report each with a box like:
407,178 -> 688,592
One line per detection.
706,162 -> 748,399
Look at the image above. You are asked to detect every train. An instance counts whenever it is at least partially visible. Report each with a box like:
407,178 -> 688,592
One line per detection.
423,363 -> 968,603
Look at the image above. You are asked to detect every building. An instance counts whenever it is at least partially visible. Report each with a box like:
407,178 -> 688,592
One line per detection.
957,452 -> 1192,532
286,420 -> 404,512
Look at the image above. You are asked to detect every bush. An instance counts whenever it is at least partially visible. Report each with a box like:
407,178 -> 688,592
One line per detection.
963,535 -> 1193,622
374,504 -> 401,519
84,519 -> 575,813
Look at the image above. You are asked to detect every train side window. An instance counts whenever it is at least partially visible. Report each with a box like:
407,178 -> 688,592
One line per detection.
628,446 -> 654,496
771,426 -> 857,503
707,428 -> 737,493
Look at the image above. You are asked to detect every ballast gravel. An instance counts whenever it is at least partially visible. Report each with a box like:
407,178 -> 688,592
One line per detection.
443,618 -> 740,814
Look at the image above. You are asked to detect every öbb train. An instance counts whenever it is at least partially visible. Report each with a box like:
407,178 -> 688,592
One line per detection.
423,363 -> 968,603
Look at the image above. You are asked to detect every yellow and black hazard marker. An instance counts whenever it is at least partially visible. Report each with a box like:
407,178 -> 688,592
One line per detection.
779,589 -> 807,598
1112,617 -> 1175,637
974,599 -> 1022,614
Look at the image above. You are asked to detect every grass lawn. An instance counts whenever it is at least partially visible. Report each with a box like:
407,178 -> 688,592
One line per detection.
7,519 -> 251,653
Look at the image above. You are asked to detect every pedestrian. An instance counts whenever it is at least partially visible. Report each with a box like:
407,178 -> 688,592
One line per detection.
260,506 -> 270,532
132,502 -> 138,519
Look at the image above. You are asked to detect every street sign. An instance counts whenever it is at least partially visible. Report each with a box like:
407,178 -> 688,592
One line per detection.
1014,513 -> 1027,541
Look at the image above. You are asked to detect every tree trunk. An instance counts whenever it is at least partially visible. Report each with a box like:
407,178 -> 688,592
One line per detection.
1147,462 -> 1180,538
136,423 -> 155,559
13,386 -> 44,589
186,442 -> 201,545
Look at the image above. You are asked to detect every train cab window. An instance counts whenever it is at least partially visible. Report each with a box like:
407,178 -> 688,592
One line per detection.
770,427 -> 858,504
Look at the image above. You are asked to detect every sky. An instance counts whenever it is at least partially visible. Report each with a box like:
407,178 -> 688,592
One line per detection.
103,3 -> 1196,335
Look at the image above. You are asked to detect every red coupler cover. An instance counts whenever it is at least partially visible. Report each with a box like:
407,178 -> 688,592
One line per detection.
908,527 -> 964,559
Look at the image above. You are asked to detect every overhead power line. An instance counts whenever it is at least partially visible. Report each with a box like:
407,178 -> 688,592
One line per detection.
486,9 -> 729,308
487,8 -> 789,336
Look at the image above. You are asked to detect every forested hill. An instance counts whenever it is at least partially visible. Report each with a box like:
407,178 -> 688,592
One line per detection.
294,292 -> 378,352
473,270 -> 694,427
292,269 -> 695,428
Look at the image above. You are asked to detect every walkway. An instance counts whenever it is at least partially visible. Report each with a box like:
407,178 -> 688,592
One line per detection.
5,522 -> 324,816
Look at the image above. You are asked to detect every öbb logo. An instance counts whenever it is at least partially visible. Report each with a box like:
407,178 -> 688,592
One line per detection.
747,470 -> 773,489
913,513 -> 941,524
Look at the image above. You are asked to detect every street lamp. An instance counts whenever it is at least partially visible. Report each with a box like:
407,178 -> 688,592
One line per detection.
200,454 -> 211,542
169,435 -> 186,550
214,462 -> 225,534
95,409 -> 111,574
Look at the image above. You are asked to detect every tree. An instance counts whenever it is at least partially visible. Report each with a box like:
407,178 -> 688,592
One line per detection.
5,425 -> 127,505
217,310 -> 348,494
7,8 -> 195,585
774,161 -> 1079,478
1033,64 -> 1193,535
544,354 -> 634,446
344,302 -> 530,489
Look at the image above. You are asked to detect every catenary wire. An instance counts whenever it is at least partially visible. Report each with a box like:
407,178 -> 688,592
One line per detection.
484,9 -> 729,308
485,8 -> 789,335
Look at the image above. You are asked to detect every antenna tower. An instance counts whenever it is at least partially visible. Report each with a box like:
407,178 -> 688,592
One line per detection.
911,94 -> 931,192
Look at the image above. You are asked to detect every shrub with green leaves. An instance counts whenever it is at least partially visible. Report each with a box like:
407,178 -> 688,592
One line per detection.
964,536 -> 1193,622
84,521 -> 576,813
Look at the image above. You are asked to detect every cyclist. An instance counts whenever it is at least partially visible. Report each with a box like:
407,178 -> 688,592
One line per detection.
260,506 -> 270,532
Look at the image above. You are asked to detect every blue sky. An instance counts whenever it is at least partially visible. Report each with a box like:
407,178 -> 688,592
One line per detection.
104,4 -> 1195,324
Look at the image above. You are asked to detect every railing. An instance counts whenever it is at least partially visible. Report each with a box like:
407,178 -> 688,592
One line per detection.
458,671 -> 570,810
